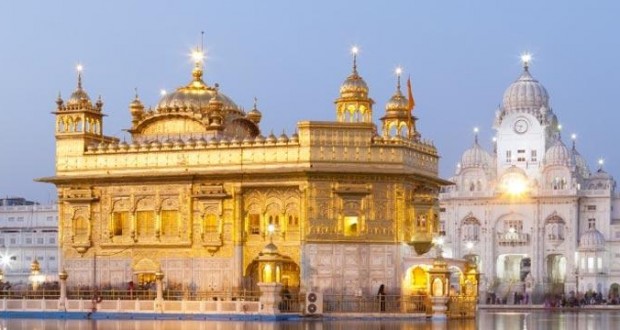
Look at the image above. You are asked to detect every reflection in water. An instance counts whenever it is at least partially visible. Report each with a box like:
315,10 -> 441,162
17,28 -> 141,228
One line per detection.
0,311 -> 619,330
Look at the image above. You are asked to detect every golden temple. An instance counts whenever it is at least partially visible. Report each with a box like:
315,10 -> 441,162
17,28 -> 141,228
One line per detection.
39,46 -> 459,298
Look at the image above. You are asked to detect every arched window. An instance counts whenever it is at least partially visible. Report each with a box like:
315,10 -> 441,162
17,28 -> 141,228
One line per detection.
204,214 -> 218,233
73,216 -> 88,238
161,210 -> 179,237
112,211 -> 129,236
136,210 -> 155,238
461,216 -> 481,242
545,213 -> 565,241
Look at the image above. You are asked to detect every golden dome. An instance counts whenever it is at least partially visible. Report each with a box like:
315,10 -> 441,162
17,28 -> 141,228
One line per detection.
246,97 -> 262,124
385,88 -> 408,112
67,72 -> 92,107
157,65 -> 239,111
338,52 -> 369,99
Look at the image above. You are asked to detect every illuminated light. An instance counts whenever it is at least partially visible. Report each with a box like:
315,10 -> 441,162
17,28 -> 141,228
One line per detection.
1,255 -> 11,266
160,89 -> 167,96
558,124 -> 562,131
395,66 -> 403,76
191,49 -> 205,63
351,46 -> 359,55
506,177 -> 527,196
492,137 -> 497,142
433,236 -> 445,246
571,133 -> 577,140
598,158 -> 604,166
508,227 -> 516,234
520,52 -> 533,65
76,64 -> 83,72
466,241 -> 474,250
267,223 -> 275,234
473,127 -> 479,134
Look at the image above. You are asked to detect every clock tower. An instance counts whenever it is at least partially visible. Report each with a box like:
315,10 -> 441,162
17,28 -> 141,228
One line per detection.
493,55 -> 559,180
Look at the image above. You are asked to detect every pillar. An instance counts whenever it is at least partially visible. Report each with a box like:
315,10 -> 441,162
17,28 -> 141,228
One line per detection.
257,282 -> 282,314
154,270 -> 164,312
58,270 -> 68,311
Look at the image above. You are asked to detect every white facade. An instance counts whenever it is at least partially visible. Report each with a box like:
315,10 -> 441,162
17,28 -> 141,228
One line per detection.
440,60 -> 620,300
0,198 -> 59,285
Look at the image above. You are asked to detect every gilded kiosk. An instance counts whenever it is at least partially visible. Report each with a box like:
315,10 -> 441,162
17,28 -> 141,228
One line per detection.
39,47 -> 461,298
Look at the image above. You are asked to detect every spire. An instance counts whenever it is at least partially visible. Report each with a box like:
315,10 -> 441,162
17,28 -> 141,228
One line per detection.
76,64 -> 84,90
520,52 -> 532,71
351,46 -> 359,75
473,127 -> 479,144
395,67 -> 403,93
571,133 -> 577,150
253,96 -> 258,109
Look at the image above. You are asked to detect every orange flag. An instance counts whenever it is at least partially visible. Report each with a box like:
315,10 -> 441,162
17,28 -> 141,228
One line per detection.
407,76 -> 415,136
407,75 -> 415,111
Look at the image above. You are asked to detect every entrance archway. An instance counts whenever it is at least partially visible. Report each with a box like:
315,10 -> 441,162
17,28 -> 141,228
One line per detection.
244,259 -> 300,292
408,265 -> 430,295
496,254 -> 529,282
546,254 -> 566,294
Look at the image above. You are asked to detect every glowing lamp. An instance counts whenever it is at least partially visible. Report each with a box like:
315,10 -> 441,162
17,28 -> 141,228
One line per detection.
520,52 -> 532,67
351,46 -> 359,55
267,224 -> 275,235
465,241 -> 474,251
191,49 -> 205,63
505,176 -> 527,196
160,89 -> 167,96
598,158 -> 604,166
76,64 -> 83,72
571,133 -> 577,141
473,127 -> 479,134
395,67 -> 403,76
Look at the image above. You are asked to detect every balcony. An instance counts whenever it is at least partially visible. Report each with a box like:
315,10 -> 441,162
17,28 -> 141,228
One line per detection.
497,232 -> 530,246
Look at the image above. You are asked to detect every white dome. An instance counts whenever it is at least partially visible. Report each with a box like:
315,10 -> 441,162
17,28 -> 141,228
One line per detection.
579,228 -> 606,250
460,140 -> 492,169
502,68 -> 549,111
544,139 -> 572,167
571,147 -> 591,178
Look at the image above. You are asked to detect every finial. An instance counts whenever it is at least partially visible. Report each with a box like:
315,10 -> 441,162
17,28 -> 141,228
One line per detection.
598,158 -> 605,171
253,97 -> 258,109
56,91 -> 63,107
351,46 -> 359,73
571,133 -> 577,150
76,64 -> 84,89
520,52 -> 532,71
473,127 -> 479,144
395,67 -> 403,91
134,87 -> 140,100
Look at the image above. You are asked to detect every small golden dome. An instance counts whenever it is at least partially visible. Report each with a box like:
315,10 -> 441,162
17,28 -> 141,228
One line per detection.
246,97 -> 262,124
67,70 -> 91,106
385,89 -> 408,111
339,51 -> 369,99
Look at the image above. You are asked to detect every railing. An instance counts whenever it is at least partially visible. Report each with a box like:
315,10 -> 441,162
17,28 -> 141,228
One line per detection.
0,288 -> 261,302
447,296 -> 477,318
323,294 -> 430,314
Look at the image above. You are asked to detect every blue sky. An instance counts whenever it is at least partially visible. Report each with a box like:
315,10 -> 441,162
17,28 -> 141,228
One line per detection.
1,1 -> 619,203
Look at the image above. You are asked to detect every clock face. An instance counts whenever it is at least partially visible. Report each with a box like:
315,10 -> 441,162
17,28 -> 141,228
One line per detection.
513,119 -> 528,134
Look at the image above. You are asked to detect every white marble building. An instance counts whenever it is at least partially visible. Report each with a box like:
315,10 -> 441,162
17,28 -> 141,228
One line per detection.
0,198 -> 58,285
439,57 -> 620,300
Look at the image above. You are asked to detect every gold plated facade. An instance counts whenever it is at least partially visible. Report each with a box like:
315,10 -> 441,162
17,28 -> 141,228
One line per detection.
40,50 -> 449,295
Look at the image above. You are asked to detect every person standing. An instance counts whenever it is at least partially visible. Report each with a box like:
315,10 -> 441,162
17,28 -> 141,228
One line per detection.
377,284 -> 386,312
